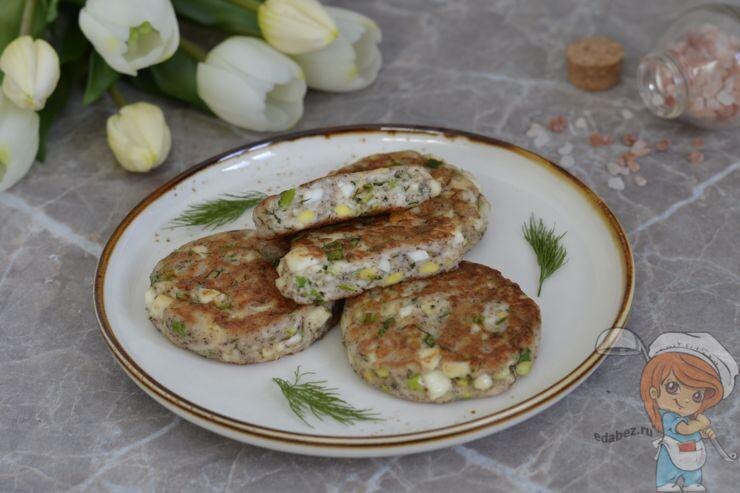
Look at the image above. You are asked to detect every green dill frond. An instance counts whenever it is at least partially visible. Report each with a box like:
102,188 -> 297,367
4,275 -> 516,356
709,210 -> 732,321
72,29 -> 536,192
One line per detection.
522,214 -> 568,296
170,191 -> 266,229
273,367 -> 381,427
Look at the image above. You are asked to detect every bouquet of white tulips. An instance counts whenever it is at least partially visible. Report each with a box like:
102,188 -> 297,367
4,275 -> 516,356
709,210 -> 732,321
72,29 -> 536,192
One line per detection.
0,0 -> 382,191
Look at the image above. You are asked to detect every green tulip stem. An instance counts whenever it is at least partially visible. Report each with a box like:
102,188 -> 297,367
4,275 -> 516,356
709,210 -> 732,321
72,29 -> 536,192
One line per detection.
179,38 -> 207,63
108,84 -> 127,109
227,0 -> 263,12
20,0 -> 37,36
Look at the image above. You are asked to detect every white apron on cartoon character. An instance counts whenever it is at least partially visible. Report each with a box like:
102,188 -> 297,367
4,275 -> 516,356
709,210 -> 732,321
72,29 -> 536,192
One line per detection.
640,332 -> 738,492
653,435 -> 706,471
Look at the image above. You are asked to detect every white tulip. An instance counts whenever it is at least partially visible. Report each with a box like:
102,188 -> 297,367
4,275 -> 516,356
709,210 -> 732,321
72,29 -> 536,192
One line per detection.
292,7 -> 382,92
107,102 -> 171,172
0,36 -> 60,111
196,37 -> 306,132
79,0 -> 179,76
258,0 -> 338,55
0,93 -> 39,191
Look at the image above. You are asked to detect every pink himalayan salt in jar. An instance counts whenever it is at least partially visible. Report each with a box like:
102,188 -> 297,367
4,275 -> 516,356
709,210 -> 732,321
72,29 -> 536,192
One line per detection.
637,3 -> 740,129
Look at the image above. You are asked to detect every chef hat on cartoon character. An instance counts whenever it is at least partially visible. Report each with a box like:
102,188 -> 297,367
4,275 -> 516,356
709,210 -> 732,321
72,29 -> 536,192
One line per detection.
649,332 -> 739,399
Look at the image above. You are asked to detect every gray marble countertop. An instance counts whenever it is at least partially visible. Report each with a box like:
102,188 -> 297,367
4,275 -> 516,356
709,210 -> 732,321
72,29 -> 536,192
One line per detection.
2,1 -> 738,491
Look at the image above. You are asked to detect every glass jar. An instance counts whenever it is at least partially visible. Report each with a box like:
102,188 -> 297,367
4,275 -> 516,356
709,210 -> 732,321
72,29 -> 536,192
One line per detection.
637,3 -> 740,129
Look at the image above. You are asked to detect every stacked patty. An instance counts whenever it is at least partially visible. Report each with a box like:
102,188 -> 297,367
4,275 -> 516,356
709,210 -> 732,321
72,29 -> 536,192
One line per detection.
275,151 -> 490,303
341,262 -> 540,403
253,165 -> 442,235
145,230 -> 336,364
275,215 -> 466,303
330,151 -> 491,252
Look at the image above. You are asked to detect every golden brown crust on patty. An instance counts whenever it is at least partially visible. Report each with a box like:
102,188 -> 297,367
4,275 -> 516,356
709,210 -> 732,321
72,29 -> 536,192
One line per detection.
291,215 -> 460,263
150,230 -> 293,335
341,262 -> 540,402
332,151 -> 490,252
146,230 -> 336,364
327,151 -> 428,175
254,163 -> 441,235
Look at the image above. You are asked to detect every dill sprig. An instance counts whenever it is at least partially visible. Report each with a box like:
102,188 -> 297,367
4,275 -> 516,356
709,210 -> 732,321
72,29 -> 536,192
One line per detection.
273,368 -> 381,427
170,191 -> 266,229
522,214 -> 567,296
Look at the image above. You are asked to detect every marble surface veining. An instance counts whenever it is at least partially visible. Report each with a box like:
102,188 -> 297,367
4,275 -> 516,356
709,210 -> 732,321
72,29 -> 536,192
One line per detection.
1,1 -> 738,492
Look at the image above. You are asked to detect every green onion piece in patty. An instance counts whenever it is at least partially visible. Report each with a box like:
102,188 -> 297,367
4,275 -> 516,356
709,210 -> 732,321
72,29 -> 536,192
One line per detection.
170,320 -> 186,336
518,348 -> 532,363
424,158 -> 444,169
278,188 -> 296,208
378,317 -> 394,335
323,240 -> 344,261
422,332 -> 435,347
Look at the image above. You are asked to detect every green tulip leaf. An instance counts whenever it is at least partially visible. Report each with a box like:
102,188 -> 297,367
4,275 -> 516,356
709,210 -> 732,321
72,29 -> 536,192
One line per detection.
83,51 -> 120,105
172,0 -> 260,36
0,0 -> 26,54
41,2 -> 89,64
37,59 -> 84,161
132,48 -> 209,112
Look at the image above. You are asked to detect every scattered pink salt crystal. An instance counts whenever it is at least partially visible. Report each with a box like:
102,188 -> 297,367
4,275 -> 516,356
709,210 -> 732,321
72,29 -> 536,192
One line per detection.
688,151 -> 704,164
620,152 -> 641,172
656,139 -> 670,151
634,175 -> 647,187
607,161 -> 628,176
548,116 -> 568,133
589,132 -> 613,147
574,117 -> 588,129
630,139 -> 651,157
608,176 -> 625,190
691,137 -> 704,148
533,132 -> 550,148
526,123 -> 546,138
622,133 -> 638,146
558,142 -> 573,155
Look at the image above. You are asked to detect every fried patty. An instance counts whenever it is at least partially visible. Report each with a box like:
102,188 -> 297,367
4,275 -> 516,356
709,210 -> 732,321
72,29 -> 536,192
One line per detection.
145,230 -> 336,364
330,151 -> 490,252
341,262 -> 541,403
253,165 -> 441,235
275,214 -> 466,304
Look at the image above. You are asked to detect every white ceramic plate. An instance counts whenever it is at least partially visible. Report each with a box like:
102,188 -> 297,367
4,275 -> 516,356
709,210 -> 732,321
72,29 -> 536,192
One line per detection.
95,125 -> 633,457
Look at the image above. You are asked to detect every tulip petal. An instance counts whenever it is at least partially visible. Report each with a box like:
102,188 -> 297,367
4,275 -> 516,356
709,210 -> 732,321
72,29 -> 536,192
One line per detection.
79,9 -> 134,75
0,36 -> 60,110
79,0 -> 179,76
197,63 -> 268,129
106,102 -> 170,172
0,94 -> 40,191
208,37 -> 302,87
197,37 -> 306,132
32,39 -> 61,104
293,36 -> 357,92
292,7 -> 382,92
259,0 -> 338,55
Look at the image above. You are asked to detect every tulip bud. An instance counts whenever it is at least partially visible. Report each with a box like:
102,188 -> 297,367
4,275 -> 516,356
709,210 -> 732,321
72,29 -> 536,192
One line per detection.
106,102 -> 171,172
0,93 -> 40,191
258,0 -> 338,55
196,37 -> 306,132
0,36 -> 61,111
292,7 -> 382,92
79,0 -> 179,76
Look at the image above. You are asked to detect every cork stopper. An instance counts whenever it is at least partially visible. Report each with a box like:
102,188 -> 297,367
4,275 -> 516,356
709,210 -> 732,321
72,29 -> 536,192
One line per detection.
566,37 -> 624,91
